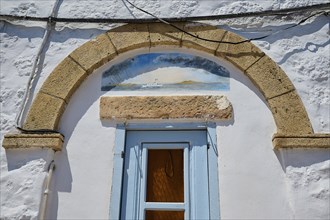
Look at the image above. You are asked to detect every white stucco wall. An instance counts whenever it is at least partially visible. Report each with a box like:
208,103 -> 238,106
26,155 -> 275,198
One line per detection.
1,1 -> 329,219
44,51 -> 285,219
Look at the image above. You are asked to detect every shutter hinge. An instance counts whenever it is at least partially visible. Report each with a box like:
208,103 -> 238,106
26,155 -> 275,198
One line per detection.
121,151 -> 125,158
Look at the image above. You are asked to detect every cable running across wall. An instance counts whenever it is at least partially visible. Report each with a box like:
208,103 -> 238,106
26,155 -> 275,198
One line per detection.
5,1 -> 329,135
14,0 -> 64,136
124,0 -> 328,44
1,2 -> 329,23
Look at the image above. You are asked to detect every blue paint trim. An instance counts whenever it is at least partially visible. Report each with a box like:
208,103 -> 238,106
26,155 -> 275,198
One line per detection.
109,124 -> 126,220
207,124 -> 221,220
125,122 -> 208,130
109,122 -> 221,220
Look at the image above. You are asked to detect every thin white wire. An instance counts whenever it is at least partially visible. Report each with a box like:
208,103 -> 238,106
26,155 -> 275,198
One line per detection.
15,0 -> 60,129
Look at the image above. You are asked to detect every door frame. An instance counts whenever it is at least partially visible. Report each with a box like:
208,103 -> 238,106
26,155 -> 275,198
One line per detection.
109,122 -> 220,220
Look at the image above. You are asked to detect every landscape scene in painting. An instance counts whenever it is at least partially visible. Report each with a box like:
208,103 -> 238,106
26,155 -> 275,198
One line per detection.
101,53 -> 230,91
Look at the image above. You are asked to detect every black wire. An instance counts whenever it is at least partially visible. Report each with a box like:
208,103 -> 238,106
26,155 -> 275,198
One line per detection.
16,126 -> 64,137
125,0 -> 327,44
4,2 -> 328,135
0,3 -> 329,23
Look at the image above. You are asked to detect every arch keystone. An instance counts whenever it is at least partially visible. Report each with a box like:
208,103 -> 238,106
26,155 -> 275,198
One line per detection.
149,22 -> 184,48
182,24 -> 226,55
107,23 -> 150,54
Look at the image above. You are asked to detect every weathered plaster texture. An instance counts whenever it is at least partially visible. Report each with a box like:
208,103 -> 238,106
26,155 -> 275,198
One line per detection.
0,1 -> 329,219
286,161 -> 330,219
279,149 -> 330,220
0,148 -> 54,220
100,95 -> 232,120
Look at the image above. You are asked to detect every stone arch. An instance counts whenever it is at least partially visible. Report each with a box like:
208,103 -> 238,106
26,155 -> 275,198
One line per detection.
5,22 -> 329,150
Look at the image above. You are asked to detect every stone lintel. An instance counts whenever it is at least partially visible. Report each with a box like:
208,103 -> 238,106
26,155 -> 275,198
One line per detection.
2,133 -> 64,151
272,133 -> 330,149
100,95 -> 232,120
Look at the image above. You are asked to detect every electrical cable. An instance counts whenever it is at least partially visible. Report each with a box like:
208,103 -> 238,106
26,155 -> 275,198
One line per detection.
14,0 -> 63,136
16,127 -> 63,135
124,0 -> 327,44
0,2 -> 329,23
4,1 -> 328,135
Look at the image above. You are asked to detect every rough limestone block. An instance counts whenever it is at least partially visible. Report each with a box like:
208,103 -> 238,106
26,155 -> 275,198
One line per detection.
107,24 -> 150,54
100,95 -> 232,120
69,33 -> 117,74
149,22 -> 184,48
268,91 -> 313,135
216,32 -> 264,71
2,133 -> 64,151
23,92 -> 66,130
272,133 -> 330,149
182,24 -> 226,55
246,56 -> 295,99
40,56 -> 87,102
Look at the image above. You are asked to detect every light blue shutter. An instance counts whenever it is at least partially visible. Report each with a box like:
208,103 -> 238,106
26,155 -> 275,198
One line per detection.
117,128 -> 217,220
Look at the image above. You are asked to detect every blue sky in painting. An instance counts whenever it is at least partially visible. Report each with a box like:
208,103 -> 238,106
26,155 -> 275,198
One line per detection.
101,53 -> 230,91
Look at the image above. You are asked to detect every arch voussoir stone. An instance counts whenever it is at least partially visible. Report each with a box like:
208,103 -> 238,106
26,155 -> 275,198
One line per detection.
106,23 -> 150,54
69,33 -> 117,74
245,55 -> 295,100
181,24 -> 226,55
148,22 -> 184,48
3,22 -> 327,151
268,90 -> 314,134
23,92 -> 66,130
38,56 -> 87,104
216,31 -> 265,72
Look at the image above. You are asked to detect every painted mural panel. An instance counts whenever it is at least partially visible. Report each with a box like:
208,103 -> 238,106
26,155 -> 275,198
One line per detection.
101,53 -> 230,91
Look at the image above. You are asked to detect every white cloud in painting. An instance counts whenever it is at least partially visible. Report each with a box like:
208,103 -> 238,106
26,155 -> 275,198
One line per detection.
121,67 -> 228,85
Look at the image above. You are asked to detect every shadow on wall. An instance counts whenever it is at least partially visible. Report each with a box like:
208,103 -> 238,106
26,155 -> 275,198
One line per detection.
276,148 -> 330,171
5,148 -> 54,171
220,14 -> 329,64
229,66 -> 269,108
43,46 -> 282,218
45,67 -> 116,219
275,148 -> 330,219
